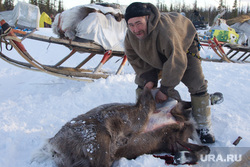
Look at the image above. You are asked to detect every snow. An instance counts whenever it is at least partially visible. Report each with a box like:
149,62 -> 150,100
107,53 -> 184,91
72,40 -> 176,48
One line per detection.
0,27 -> 250,167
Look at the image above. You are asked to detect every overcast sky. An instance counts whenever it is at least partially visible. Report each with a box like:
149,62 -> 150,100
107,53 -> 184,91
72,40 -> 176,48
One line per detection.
17,0 -> 249,10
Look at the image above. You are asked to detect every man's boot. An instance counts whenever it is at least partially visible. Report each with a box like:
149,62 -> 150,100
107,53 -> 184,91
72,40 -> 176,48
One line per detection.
191,93 -> 215,144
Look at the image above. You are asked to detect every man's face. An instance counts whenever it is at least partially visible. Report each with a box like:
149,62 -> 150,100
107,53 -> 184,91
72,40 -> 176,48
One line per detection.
127,16 -> 148,39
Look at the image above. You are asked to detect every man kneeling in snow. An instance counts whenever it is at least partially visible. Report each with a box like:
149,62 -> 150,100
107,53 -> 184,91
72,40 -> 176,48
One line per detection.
124,2 -> 223,143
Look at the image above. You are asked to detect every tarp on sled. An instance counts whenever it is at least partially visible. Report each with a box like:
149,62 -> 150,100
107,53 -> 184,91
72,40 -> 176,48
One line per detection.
0,2 -> 40,29
52,4 -> 127,52
229,16 -> 250,42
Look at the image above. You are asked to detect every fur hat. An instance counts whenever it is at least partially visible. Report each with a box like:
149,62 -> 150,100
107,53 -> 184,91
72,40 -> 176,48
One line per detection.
125,2 -> 151,23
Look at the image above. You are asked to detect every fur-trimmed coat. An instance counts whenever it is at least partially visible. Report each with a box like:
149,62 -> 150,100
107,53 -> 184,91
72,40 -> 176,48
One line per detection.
124,3 -> 204,99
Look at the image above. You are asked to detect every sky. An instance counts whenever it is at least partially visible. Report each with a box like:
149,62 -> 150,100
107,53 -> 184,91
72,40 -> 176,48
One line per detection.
16,0 -> 249,10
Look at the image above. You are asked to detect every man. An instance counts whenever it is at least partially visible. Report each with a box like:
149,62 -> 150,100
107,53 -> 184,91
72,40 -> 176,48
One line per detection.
124,2 -> 221,144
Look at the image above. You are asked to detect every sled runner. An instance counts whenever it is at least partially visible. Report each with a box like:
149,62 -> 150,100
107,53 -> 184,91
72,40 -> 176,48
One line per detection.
0,19 -> 127,81
200,36 -> 250,63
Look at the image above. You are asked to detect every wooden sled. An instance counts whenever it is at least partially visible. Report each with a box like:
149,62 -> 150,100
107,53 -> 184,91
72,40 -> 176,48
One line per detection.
200,36 -> 250,63
0,20 -> 127,81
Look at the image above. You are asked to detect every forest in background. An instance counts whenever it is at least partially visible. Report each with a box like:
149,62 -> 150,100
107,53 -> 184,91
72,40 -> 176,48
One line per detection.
0,0 -> 249,26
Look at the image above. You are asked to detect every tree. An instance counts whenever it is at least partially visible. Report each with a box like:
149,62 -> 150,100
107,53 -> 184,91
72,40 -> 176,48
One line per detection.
247,4 -> 250,13
232,0 -> 238,17
38,0 -> 51,14
58,0 -> 63,13
90,0 -> 103,3
0,0 -> 4,11
3,0 -> 14,10
38,0 -> 45,12
45,0 -> 50,13
218,0 -> 225,11
20,0 -> 249,25
193,0 -> 197,10
174,2 -> 181,12
29,0 -> 38,5
181,0 -> 187,13
169,3 -> 173,11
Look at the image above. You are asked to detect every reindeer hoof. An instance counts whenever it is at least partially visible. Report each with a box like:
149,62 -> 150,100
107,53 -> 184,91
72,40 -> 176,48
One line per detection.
174,151 -> 198,165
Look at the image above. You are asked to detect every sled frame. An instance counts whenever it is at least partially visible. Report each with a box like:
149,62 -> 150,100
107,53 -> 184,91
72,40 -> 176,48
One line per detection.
200,37 -> 250,63
0,20 -> 127,81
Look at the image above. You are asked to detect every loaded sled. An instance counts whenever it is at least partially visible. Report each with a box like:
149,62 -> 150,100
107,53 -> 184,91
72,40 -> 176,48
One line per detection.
199,12 -> 250,63
0,4 -> 128,81
200,36 -> 250,63
0,20 -> 127,81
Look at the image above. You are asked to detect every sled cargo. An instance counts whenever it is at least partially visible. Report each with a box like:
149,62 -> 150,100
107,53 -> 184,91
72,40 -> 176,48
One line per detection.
0,3 -> 131,81
199,12 -> 250,63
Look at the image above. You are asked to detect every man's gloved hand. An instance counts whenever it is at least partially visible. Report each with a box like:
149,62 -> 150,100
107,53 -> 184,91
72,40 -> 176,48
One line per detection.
144,81 -> 168,103
144,81 -> 154,89
155,90 -> 168,103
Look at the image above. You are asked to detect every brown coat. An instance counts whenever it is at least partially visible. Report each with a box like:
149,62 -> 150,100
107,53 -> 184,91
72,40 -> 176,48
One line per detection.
124,3 -> 207,99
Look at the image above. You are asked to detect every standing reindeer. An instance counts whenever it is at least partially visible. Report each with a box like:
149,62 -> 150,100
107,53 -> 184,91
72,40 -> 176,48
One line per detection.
35,88 -> 209,167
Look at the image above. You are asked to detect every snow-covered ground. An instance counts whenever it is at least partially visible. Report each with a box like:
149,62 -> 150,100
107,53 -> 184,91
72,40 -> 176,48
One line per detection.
0,28 -> 249,167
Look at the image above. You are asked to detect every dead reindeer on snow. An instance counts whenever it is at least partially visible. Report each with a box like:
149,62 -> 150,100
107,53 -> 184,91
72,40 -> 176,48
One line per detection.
35,88 -> 210,167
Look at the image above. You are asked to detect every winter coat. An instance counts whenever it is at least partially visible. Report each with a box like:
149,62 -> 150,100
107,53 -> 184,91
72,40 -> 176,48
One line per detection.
124,3 -> 204,99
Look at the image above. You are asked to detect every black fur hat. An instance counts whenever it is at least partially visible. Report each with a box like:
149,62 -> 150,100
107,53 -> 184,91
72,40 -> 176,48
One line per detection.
125,2 -> 151,23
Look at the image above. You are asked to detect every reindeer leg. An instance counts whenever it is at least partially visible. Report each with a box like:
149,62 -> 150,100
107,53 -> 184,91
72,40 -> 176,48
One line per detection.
114,127 -> 173,160
89,132 -> 113,167
115,124 -> 183,160
114,133 -> 160,159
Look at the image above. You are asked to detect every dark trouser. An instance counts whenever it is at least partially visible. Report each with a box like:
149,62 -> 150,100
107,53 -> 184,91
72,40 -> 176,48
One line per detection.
181,53 -> 208,95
